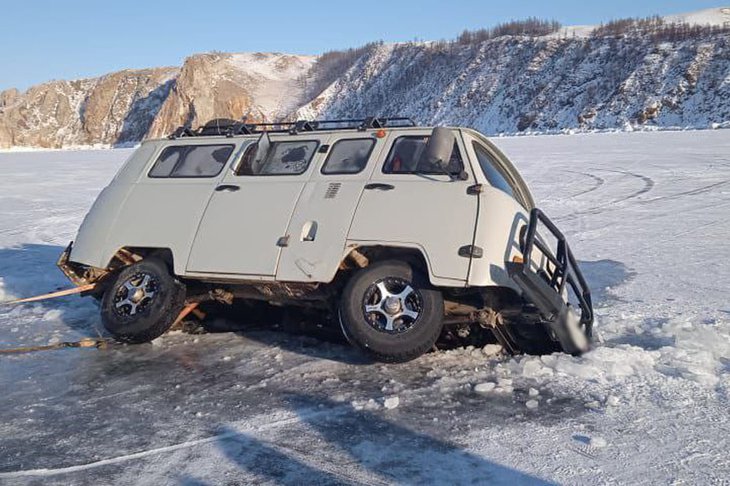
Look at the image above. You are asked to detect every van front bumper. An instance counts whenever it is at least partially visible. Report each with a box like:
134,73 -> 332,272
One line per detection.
57,241 -> 108,287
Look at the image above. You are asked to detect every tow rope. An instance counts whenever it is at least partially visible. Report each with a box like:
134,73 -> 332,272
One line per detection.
0,287 -> 202,355
0,284 -> 96,306
0,338 -> 110,355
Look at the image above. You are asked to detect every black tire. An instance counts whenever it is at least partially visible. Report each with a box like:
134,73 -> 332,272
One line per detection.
101,258 -> 186,344
338,260 -> 444,363
503,321 -> 561,355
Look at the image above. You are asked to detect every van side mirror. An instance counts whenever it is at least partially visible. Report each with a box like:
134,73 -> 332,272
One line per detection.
421,127 -> 455,174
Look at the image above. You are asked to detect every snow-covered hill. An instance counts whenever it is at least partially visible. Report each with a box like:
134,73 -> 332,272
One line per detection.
299,32 -> 730,135
0,52 -> 316,149
145,52 -> 316,140
0,8 -> 729,148
0,68 -> 178,148
664,6 -> 730,26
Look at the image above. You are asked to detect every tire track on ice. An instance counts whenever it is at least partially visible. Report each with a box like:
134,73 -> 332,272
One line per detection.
598,169 -> 655,203
639,179 -> 730,205
563,170 -> 606,198
556,169 -> 655,222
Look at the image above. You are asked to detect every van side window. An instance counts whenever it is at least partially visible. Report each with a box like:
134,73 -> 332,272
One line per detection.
321,139 -> 375,174
149,144 -> 234,178
472,142 -> 515,197
239,140 -> 318,175
383,136 -> 463,174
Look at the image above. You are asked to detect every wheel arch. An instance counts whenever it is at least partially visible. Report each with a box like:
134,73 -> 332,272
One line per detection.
104,247 -> 177,274
337,244 -> 462,288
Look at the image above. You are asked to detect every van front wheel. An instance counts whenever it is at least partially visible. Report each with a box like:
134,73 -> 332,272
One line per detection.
101,259 -> 185,344
339,261 -> 444,362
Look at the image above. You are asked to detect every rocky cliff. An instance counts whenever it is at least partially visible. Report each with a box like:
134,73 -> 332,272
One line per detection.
0,51 -> 316,148
146,52 -> 316,139
0,68 -> 177,148
1,8 -> 728,148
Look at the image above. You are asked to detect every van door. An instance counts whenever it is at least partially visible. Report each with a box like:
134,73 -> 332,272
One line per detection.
347,129 -> 478,285
185,135 -> 327,277
276,135 -> 387,282
101,141 -> 243,276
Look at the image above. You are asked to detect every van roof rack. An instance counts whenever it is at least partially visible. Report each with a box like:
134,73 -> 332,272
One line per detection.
168,116 -> 417,139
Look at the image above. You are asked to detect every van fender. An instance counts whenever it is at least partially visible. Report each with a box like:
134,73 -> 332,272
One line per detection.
338,242 -> 466,288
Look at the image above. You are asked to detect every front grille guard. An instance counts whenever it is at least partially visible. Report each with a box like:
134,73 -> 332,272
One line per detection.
513,208 -> 594,338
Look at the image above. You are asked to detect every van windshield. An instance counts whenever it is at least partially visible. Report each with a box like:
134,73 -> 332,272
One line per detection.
472,142 -> 515,198
383,136 -> 463,174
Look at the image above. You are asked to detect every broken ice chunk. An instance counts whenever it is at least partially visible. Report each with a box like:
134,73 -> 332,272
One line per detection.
474,382 -> 496,393
383,396 -> 400,409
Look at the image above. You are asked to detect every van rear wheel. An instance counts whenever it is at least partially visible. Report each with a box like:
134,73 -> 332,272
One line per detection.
339,260 -> 444,362
101,258 -> 185,344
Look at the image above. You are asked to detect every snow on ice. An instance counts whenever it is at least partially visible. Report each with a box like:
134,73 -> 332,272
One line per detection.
0,130 -> 729,484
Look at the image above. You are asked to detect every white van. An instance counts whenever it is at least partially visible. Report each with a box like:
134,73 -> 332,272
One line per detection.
58,117 -> 593,362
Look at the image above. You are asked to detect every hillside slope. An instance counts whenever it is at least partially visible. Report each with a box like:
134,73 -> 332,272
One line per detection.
299,33 -> 730,135
0,8 -> 729,148
0,68 -> 177,148
145,52 -> 316,139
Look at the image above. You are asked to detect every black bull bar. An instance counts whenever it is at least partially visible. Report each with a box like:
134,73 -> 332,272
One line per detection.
506,208 -> 594,354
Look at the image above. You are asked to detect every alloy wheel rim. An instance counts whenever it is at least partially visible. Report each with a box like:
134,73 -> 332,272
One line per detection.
112,272 -> 158,317
362,277 -> 422,334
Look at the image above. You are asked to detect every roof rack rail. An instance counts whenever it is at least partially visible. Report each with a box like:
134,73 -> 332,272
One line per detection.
168,116 -> 417,139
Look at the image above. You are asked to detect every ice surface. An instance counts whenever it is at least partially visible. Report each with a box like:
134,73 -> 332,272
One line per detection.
1,130 -> 729,484
589,436 -> 608,449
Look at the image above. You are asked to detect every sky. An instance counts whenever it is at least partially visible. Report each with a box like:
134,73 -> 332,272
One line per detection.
0,0 -> 724,91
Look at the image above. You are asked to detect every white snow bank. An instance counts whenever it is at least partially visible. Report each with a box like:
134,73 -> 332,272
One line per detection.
509,346 -> 657,384
506,319 -> 729,388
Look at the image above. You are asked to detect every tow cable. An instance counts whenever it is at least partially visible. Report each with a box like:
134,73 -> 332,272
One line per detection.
0,338 -> 110,355
0,286 -> 201,355
0,283 -> 96,305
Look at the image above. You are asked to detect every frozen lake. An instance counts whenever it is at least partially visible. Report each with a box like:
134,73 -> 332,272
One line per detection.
1,130 -> 729,484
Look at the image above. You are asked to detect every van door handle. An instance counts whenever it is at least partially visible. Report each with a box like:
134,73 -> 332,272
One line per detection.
364,183 -> 395,191
215,184 -> 240,192
301,221 -> 318,241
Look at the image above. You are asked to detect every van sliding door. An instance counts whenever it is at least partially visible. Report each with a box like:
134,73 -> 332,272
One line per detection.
186,136 -> 328,277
